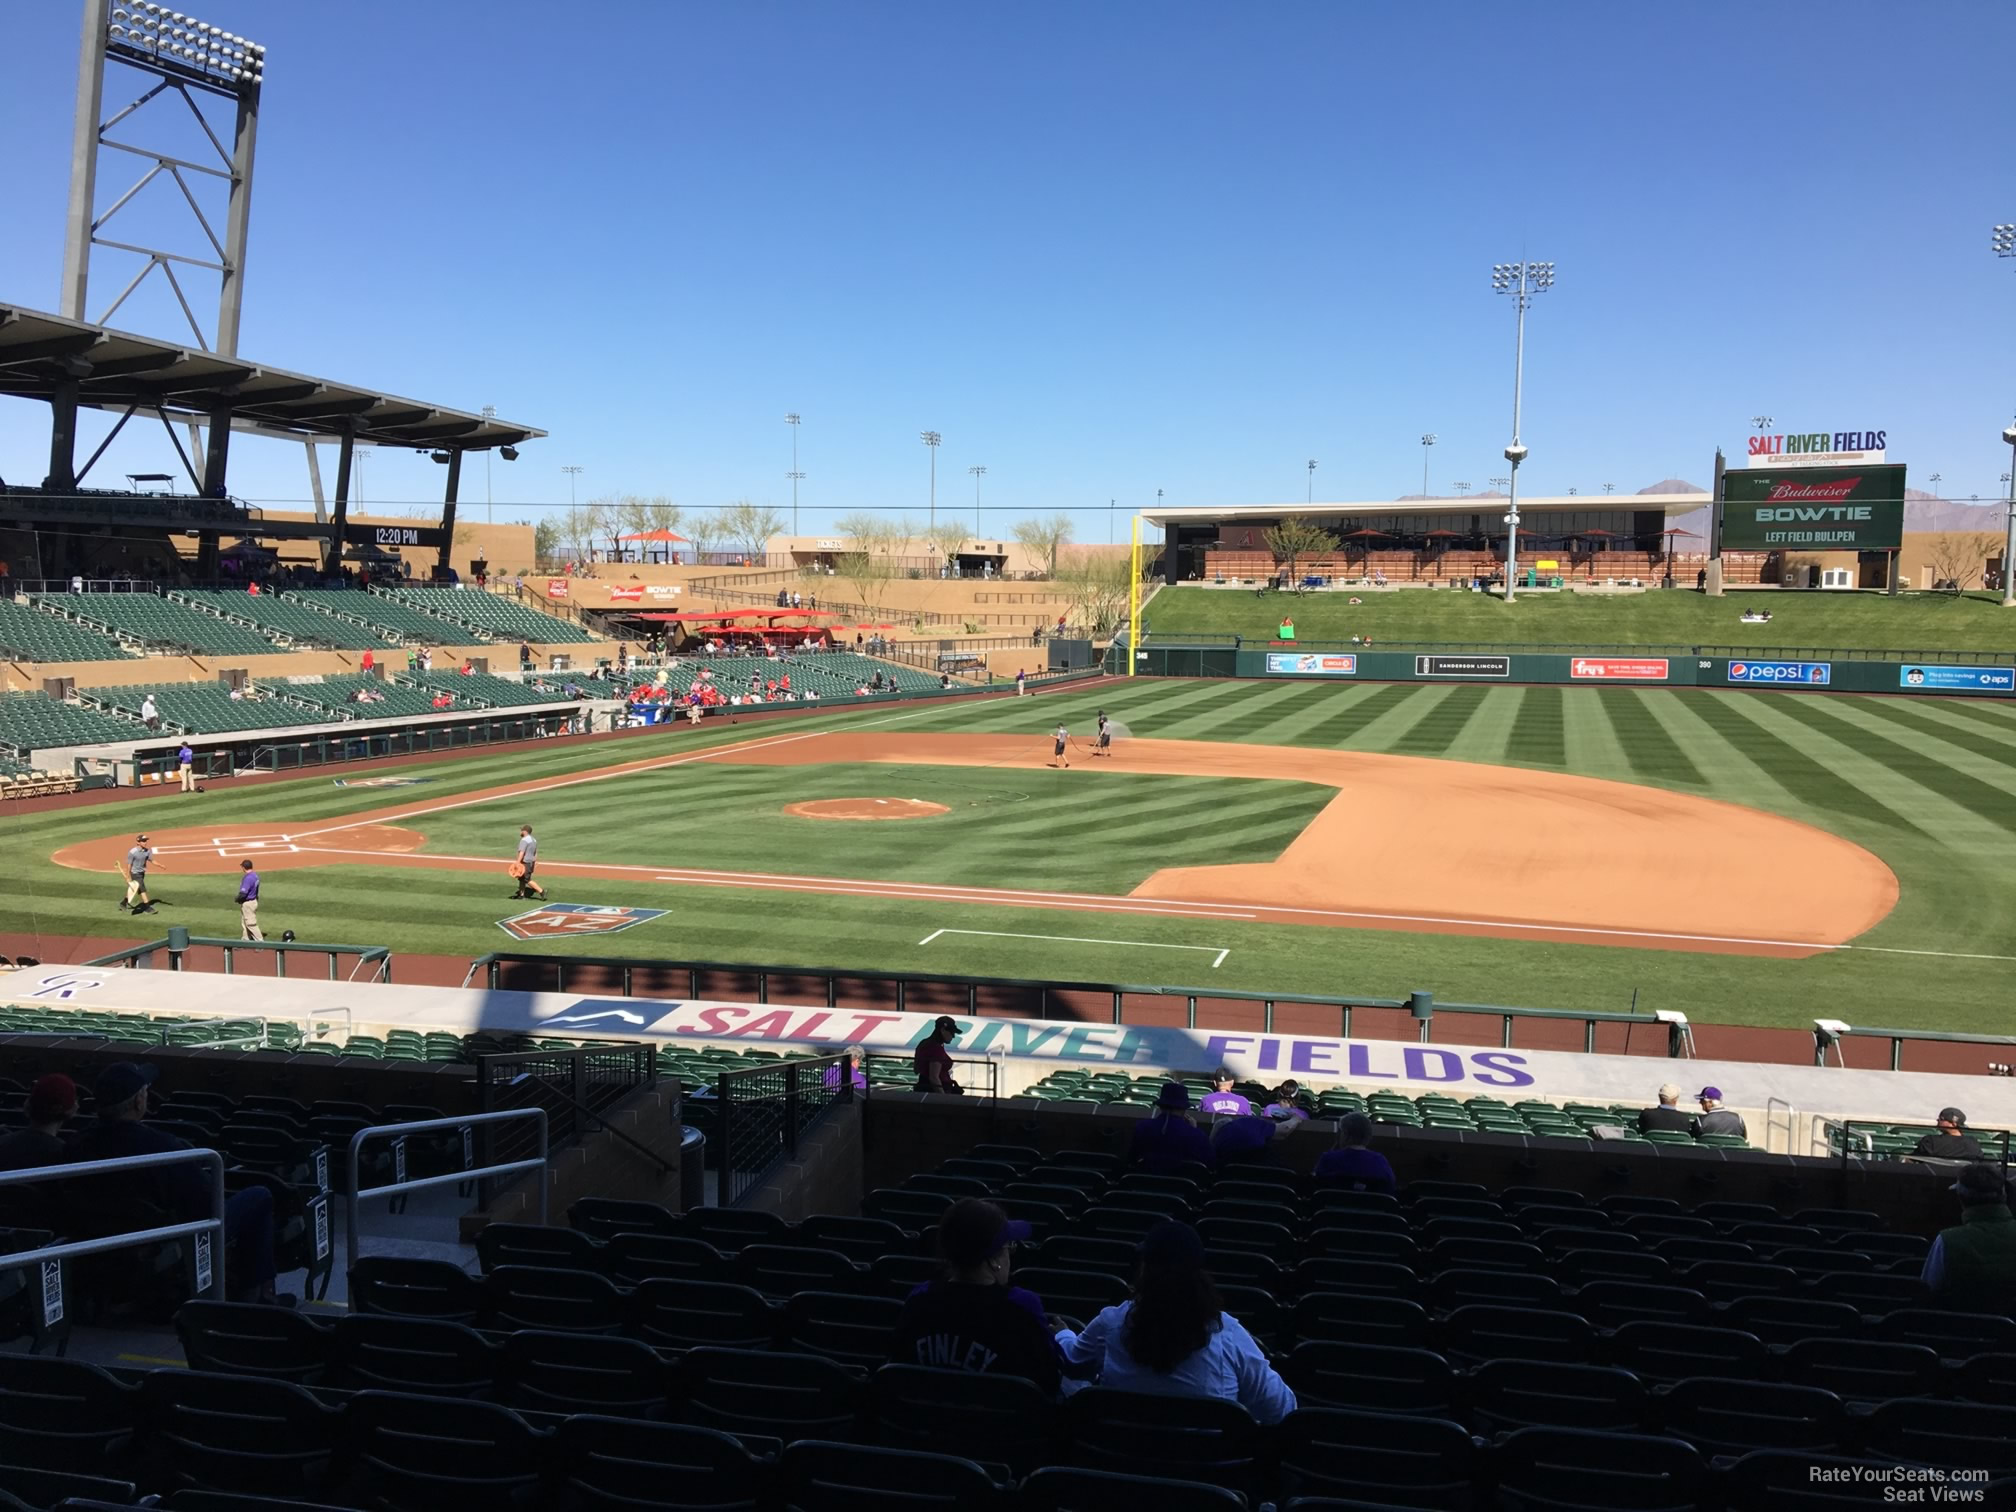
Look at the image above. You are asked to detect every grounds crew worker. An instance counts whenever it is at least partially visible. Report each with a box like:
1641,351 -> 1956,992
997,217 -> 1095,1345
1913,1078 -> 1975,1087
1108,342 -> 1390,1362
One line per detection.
235,859 -> 264,941
511,824 -> 548,901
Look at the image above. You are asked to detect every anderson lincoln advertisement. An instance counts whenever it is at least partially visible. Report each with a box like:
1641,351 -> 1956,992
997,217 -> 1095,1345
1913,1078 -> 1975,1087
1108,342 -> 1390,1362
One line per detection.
1720,463 -> 1906,552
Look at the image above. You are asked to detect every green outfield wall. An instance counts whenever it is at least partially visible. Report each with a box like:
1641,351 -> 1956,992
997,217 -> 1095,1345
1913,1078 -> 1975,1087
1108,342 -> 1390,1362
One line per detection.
1123,643 -> 2016,698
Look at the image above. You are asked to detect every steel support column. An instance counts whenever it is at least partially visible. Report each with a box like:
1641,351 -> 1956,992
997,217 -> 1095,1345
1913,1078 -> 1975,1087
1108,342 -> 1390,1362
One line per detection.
214,88 -> 259,356
46,377 -> 81,493
202,402 -> 233,496
326,432 -> 355,575
437,451 -> 463,580
59,0 -> 111,323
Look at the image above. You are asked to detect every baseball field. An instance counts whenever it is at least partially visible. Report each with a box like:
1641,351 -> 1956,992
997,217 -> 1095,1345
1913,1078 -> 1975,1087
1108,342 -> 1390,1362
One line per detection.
9,671 -> 2016,1037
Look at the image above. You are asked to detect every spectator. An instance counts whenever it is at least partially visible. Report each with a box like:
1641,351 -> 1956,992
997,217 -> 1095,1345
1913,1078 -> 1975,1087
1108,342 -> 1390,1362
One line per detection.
1130,1084 -> 1212,1172
360,648 -> 375,674
1638,1083 -> 1695,1135
0,1074 -> 78,1170
1209,1112 -> 1282,1169
914,1016 -> 964,1094
520,642 -> 534,671
1262,1081 -> 1309,1120
1197,1069 -> 1252,1119
1056,1220 -> 1294,1422
67,1063 -> 292,1306
1914,1108 -> 1986,1161
824,1045 -> 869,1093
1922,1163 -> 2016,1312
140,693 -> 160,731
1313,1112 -> 1396,1195
1692,1087 -> 1747,1139
888,1198 -> 1058,1391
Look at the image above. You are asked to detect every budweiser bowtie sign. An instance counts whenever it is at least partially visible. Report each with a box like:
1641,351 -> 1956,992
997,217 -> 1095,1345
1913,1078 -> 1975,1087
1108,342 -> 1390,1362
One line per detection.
1720,464 -> 1906,551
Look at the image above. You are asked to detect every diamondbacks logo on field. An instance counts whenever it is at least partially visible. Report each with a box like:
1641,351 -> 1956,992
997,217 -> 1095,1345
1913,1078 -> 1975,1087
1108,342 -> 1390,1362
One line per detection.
498,904 -> 668,940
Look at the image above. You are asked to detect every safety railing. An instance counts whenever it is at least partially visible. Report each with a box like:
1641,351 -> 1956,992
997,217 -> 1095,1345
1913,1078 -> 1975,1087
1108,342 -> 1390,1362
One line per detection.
1824,1118 -> 2012,1172
711,1054 -> 856,1207
87,932 -> 392,984
247,711 -> 572,772
475,1043 -> 663,1174
467,952 -> 1696,1055
1812,1018 -> 2016,1072
344,1109 -> 549,1274
0,1148 -> 228,1300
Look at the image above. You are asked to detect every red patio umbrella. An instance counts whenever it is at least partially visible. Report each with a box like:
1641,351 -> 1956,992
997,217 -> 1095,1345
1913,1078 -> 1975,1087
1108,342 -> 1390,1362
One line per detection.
1341,528 -> 1390,539
616,528 -> 691,543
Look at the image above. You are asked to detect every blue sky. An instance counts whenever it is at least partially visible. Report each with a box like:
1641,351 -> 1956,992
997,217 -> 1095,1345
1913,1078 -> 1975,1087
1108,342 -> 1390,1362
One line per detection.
3,0 -> 2013,539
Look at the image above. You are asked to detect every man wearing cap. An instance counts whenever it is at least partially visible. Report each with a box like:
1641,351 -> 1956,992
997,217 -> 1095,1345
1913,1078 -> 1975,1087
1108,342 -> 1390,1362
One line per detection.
1921,1163 -> 2016,1312
1197,1069 -> 1252,1119
1914,1109 -> 1986,1162
1131,1084 -> 1213,1172
1692,1087 -> 1746,1139
67,1063 -> 292,1307
888,1197 -> 1059,1393
121,834 -> 157,915
914,1016 -> 964,1095
0,1074 -> 77,1171
1638,1083 -> 1694,1135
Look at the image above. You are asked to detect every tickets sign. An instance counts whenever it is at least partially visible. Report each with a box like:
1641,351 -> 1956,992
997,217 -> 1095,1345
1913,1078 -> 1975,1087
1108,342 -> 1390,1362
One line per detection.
1570,658 -> 1669,681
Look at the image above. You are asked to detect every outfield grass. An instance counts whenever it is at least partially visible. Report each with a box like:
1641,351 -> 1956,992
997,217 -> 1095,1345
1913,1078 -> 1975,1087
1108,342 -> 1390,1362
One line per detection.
9,679 -> 2016,1034
1143,584 -> 2016,653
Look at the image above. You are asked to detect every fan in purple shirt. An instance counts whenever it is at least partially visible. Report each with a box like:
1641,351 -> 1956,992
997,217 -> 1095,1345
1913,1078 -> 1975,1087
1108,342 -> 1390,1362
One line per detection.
1131,1084 -> 1213,1172
1197,1067 -> 1252,1119
1313,1111 -> 1397,1195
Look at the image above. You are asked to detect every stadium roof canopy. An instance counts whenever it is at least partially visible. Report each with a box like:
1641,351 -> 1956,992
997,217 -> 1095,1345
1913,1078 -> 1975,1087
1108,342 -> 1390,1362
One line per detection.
0,303 -> 542,451
1144,496 -> 1709,527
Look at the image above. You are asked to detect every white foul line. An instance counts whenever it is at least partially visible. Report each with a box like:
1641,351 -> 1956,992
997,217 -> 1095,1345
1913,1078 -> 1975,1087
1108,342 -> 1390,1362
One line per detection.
920,927 -> 1231,968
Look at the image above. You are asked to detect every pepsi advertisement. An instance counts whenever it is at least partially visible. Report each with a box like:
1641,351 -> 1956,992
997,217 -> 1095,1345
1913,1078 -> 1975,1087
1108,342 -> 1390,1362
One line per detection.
1727,661 -> 1831,685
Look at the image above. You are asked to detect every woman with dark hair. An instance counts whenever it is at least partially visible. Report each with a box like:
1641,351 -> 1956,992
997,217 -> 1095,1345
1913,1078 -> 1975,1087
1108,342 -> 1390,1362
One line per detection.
1056,1220 -> 1294,1422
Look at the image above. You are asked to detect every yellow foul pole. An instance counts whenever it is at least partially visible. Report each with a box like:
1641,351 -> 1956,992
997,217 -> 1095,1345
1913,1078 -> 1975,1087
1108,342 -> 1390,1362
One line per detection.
1127,511 -> 1142,677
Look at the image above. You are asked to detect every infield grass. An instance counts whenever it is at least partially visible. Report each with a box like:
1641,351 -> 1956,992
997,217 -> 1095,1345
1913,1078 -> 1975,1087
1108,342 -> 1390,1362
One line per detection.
10,678 -> 2016,1036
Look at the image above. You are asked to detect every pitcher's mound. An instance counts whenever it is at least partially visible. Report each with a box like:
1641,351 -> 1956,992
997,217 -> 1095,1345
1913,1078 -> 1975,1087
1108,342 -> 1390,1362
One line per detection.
784,797 -> 950,821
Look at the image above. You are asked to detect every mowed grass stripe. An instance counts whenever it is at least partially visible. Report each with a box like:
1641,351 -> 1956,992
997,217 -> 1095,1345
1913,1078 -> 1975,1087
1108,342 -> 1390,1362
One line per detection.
1765,695 -> 2016,836
1150,680 -> 1323,740
1389,685 -> 1492,756
1505,687 -> 1568,767
1668,693 -> 1924,834
1840,697 -> 2016,777
1590,690 -> 1704,787
1293,682 -> 1430,748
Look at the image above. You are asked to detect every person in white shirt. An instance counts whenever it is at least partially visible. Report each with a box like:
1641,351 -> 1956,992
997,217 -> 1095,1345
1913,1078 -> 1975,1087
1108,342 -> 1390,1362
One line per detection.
139,694 -> 160,731
1056,1220 -> 1295,1423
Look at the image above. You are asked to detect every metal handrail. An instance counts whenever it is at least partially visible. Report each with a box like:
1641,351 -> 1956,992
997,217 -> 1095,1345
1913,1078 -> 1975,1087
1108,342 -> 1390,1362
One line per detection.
0,1147 -> 227,1298
1814,1018 -> 2016,1071
344,1109 -> 549,1274
85,936 -> 393,984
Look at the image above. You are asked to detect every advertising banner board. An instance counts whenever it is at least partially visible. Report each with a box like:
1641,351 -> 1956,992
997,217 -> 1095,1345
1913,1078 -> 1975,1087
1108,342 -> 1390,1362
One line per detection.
1727,660 -> 1831,685
1266,653 -> 1358,675
1900,665 -> 2015,692
1415,654 -> 1509,678
1721,464 -> 1906,551
1569,658 -> 1669,681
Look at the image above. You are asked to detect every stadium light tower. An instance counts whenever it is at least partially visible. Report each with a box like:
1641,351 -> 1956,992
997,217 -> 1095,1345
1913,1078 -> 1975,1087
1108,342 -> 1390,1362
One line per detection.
63,0 -> 266,354
785,413 -> 803,535
968,465 -> 986,531
1753,415 -> 1773,431
481,405 -> 497,522
1307,458 -> 1317,503
1420,434 -> 1437,497
921,431 -> 941,527
1602,482 -> 1616,495
1995,224 -> 2016,605
562,464 -> 583,508
1491,260 -> 1555,602
1453,481 -> 1471,497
